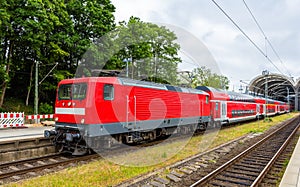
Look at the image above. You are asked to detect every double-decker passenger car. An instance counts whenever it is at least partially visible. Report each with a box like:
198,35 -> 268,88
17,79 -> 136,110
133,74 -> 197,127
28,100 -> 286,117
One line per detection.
197,86 -> 289,125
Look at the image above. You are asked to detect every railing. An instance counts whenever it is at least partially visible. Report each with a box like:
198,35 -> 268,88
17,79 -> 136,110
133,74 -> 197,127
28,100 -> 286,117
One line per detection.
0,112 -> 24,128
26,114 -> 54,120
0,113 -> 54,128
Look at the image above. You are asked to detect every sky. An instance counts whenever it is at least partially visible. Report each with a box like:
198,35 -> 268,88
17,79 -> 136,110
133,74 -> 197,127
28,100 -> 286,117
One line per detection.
111,0 -> 300,91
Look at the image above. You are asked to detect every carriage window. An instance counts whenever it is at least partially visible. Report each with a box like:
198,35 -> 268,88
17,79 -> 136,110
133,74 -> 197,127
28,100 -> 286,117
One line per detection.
216,103 -> 219,110
206,96 -> 209,104
104,84 -> 114,100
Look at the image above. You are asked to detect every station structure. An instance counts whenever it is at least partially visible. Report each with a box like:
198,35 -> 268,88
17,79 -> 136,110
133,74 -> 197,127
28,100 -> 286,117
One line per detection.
243,72 -> 299,111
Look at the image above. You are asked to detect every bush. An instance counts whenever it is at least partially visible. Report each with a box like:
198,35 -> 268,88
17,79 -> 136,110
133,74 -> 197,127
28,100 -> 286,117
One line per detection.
0,107 -> 7,112
39,102 -> 53,114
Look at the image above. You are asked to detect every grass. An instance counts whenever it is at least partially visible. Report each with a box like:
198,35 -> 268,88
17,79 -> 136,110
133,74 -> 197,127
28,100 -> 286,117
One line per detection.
6,112 -> 298,187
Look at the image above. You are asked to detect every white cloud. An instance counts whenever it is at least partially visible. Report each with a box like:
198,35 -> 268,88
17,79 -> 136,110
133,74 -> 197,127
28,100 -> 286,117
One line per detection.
111,0 -> 299,91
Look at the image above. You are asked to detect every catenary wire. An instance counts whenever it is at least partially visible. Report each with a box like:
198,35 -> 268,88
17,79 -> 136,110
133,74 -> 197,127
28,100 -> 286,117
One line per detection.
211,0 -> 284,75
242,0 -> 292,77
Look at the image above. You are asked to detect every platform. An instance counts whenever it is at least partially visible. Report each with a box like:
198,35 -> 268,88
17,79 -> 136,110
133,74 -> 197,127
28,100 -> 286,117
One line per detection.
0,126 -> 53,142
280,136 -> 300,187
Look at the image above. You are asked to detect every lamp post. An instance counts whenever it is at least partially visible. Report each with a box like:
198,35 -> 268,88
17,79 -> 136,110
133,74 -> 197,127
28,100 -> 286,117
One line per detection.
287,87 -> 290,110
262,70 -> 269,120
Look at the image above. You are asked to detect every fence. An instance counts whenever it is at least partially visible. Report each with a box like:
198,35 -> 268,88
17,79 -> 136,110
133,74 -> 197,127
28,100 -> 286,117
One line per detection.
0,113 -> 54,128
0,112 -> 24,128
26,114 -> 54,120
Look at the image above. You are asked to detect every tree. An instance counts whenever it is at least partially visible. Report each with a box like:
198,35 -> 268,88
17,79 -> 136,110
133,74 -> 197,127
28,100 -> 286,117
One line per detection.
0,0 -> 116,108
108,17 -> 181,84
77,16 -> 182,84
190,66 -> 229,89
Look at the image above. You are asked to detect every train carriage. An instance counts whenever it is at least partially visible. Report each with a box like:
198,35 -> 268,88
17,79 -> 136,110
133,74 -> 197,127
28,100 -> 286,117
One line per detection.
46,77 -> 211,155
197,86 -> 260,124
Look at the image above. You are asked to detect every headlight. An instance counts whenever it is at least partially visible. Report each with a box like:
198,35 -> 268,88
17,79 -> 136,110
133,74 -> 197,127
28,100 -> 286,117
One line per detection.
81,119 -> 85,124
54,117 -> 59,122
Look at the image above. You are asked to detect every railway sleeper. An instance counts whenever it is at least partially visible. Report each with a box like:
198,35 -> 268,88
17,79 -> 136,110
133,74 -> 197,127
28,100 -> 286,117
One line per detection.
221,173 -> 256,182
240,160 -> 267,167
213,176 -> 252,186
242,158 -> 269,164
249,154 -> 273,159
227,169 -> 258,177
232,166 -> 261,173
235,163 -> 264,170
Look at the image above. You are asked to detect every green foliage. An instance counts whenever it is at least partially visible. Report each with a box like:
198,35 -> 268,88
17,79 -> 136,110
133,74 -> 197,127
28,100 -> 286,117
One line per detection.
264,117 -> 273,122
80,16 -> 182,85
161,152 -> 167,158
190,66 -> 230,89
0,0 -> 115,106
39,102 -> 53,114
249,129 -> 263,133
0,107 -> 6,112
283,158 -> 290,167
1,98 -> 34,114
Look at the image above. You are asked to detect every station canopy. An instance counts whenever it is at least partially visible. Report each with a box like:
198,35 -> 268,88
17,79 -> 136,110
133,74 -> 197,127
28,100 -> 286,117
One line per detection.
248,73 -> 300,110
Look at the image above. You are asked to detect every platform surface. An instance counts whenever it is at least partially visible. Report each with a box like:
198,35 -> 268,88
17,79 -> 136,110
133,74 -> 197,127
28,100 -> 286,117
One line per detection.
280,136 -> 300,187
0,126 -> 54,142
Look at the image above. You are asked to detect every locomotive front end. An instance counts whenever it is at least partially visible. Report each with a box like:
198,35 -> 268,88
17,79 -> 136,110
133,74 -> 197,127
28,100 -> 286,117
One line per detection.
45,78 -> 90,155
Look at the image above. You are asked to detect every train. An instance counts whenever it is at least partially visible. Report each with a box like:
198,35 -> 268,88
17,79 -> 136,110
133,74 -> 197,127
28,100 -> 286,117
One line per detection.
44,77 -> 290,155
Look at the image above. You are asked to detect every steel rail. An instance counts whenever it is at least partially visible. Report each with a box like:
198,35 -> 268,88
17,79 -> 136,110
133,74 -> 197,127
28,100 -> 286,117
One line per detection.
190,116 -> 299,187
0,154 -> 99,180
251,121 -> 300,186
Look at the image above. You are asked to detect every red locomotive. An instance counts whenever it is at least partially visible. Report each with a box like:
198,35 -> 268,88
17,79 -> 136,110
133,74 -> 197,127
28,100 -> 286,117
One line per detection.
45,77 -> 289,155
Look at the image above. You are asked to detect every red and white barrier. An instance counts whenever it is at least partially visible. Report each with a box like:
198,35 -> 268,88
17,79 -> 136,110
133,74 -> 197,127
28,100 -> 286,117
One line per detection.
26,114 -> 54,120
0,112 -> 24,128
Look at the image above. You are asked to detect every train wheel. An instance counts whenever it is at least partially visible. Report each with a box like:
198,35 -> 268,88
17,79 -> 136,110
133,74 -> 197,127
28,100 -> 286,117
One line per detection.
56,144 -> 64,153
72,146 -> 88,156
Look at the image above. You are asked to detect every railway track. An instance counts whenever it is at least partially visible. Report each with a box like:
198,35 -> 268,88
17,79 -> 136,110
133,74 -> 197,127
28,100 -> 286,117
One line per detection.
114,115 -> 299,187
2,116 -> 298,186
190,116 -> 300,187
0,131 -> 194,184
0,153 -> 100,184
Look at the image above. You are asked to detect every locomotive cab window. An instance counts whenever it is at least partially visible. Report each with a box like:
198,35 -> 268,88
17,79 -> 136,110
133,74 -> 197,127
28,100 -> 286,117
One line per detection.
58,83 -> 87,100
104,84 -> 114,100
72,83 -> 87,100
58,84 -> 71,100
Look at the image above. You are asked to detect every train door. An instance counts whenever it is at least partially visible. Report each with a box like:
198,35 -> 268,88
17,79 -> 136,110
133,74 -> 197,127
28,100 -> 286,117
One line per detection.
211,101 -> 221,121
221,101 -> 227,120
263,104 -> 267,116
256,104 -> 260,116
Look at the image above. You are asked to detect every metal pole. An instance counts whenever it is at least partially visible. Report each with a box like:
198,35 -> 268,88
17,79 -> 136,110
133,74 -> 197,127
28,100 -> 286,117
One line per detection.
262,70 -> 269,120
287,87 -> 289,106
34,61 -> 38,124
126,59 -> 128,78
265,75 -> 268,118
